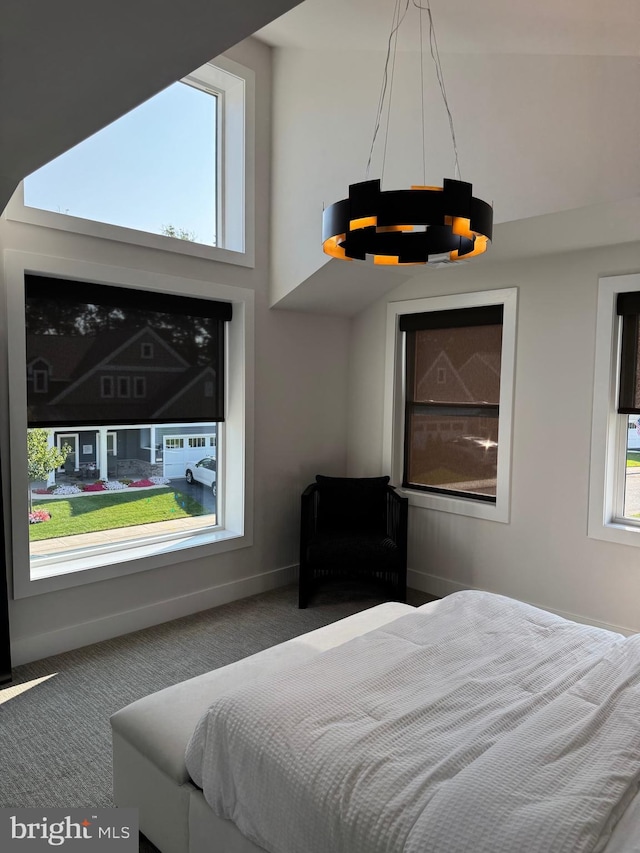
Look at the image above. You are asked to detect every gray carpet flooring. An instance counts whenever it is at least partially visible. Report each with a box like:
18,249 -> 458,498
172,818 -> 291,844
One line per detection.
0,582 -> 434,851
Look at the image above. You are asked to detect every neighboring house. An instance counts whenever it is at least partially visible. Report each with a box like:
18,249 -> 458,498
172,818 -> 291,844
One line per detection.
27,326 -> 218,482
413,349 -> 501,446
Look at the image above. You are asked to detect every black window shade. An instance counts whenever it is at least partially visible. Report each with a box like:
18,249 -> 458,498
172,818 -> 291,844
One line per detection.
617,292 -> 640,414
25,275 -> 232,427
401,303 -> 503,502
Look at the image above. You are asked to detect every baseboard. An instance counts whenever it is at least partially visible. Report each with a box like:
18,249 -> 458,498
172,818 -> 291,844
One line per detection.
408,568 -> 637,637
11,564 -> 297,666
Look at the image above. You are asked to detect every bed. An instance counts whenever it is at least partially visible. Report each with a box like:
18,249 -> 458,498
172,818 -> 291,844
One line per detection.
110,591 -> 640,853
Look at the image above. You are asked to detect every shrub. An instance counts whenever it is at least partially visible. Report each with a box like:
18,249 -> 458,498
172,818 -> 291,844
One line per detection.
129,479 -> 156,488
52,484 -> 82,495
103,480 -> 128,491
82,483 -> 106,492
149,476 -> 170,485
29,509 -> 51,524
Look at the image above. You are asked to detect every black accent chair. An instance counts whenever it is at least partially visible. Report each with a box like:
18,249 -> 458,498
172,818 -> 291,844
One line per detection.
299,475 -> 408,608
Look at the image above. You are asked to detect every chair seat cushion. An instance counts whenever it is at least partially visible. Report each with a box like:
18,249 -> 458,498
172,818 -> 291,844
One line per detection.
307,533 -> 399,571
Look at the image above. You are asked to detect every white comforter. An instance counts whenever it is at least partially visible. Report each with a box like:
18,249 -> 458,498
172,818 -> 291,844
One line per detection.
185,591 -> 640,853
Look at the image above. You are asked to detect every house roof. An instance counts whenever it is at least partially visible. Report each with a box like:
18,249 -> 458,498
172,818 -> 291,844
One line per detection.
27,336 -> 94,380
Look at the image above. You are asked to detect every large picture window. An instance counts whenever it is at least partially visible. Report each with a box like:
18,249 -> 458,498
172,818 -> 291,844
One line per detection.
6,250 -> 254,598
384,289 -> 517,523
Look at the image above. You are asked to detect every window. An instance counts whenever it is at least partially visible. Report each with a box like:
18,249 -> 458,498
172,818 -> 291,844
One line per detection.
589,273 -> 640,545
5,249 -> 255,598
141,343 -> 154,359
384,288 -> 517,523
7,56 -> 255,266
401,305 -> 503,502
117,376 -> 131,398
133,377 -> 146,398
101,377 -> 114,398
33,369 -> 48,393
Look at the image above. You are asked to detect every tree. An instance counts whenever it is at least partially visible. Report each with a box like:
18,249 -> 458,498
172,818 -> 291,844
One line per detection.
160,224 -> 197,242
27,429 -> 70,511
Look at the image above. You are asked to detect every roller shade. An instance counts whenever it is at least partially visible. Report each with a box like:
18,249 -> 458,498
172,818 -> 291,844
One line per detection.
617,292 -> 640,414
25,275 -> 232,427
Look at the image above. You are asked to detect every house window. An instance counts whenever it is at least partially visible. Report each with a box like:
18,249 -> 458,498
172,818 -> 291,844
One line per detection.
101,376 -> 114,398
133,377 -> 146,398
6,252 -> 254,598
140,343 -> 153,359
189,437 -> 207,448
589,274 -> 640,546
384,288 -> 517,523
402,305 -> 503,502
33,369 -> 48,393
11,56 -> 255,264
117,376 -> 131,398
204,380 -> 214,398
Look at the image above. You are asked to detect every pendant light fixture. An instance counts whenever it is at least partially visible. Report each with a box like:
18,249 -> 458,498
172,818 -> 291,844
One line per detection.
322,0 -> 493,266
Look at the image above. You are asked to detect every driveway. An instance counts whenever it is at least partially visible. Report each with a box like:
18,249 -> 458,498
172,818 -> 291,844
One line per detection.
178,478 -> 217,514
625,468 -> 640,517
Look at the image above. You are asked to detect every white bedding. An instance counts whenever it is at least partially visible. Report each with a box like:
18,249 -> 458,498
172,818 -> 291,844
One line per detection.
185,591 -> 640,853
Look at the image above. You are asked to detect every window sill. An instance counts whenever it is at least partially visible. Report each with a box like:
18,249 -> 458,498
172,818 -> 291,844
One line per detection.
400,486 -> 510,523
18,526 -> 251,598
4,201 -> 255,269
587,518 -> 640,549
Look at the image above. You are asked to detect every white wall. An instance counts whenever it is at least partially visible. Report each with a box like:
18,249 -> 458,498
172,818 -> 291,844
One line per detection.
270,47 -> 640,306
347,227 -> 640,635
0,37 -> 350,665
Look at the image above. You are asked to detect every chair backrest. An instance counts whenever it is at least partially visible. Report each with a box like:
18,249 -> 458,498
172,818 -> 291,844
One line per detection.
315,475 -> 390,535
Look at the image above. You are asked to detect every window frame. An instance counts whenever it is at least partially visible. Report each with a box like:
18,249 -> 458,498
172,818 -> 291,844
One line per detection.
383,287 -> 518,523
588,273 -> 640,546
3,55 -> 255,268
4,249 -> 254,599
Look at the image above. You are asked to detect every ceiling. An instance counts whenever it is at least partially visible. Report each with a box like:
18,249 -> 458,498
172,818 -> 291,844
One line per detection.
257,0 -> 639,56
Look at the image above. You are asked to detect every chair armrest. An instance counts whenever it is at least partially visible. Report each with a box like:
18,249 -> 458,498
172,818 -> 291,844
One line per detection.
300,483 -> 320,559
385,486 -> 408,551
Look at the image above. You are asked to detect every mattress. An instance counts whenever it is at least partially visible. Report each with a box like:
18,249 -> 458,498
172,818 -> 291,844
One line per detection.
186,591 -> 640,853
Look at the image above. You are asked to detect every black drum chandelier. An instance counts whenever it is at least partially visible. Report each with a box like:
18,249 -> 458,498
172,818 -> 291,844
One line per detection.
322,0 -> 493,266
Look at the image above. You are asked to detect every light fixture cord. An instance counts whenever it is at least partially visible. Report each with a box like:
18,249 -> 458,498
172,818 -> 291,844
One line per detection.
418,0 -> 461,181
365,0 -> 409,181
366,0 -> 462,183
380,0 -> 403,185
419,3 -> 426,185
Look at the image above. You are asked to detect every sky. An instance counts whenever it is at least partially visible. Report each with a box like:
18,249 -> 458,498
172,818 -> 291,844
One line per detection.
24,81 -> 217,246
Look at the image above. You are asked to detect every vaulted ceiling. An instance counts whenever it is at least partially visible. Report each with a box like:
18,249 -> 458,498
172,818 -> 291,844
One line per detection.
0,0 -> 305,214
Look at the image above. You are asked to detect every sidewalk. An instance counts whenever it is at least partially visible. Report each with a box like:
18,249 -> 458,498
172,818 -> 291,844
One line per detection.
30,514 -> 216,556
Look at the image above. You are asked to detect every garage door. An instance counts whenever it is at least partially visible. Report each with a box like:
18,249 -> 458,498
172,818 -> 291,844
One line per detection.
163,434 -> 216,479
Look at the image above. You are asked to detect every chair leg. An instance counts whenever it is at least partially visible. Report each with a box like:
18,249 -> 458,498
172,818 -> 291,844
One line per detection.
298,570 -> 308,609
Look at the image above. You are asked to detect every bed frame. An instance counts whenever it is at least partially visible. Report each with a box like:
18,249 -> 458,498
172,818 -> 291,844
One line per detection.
110,601 -> 418,853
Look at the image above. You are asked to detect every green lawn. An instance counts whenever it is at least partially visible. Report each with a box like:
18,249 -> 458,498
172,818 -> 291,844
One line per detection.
627,450 -> 640,467
29,488 -> 207,541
